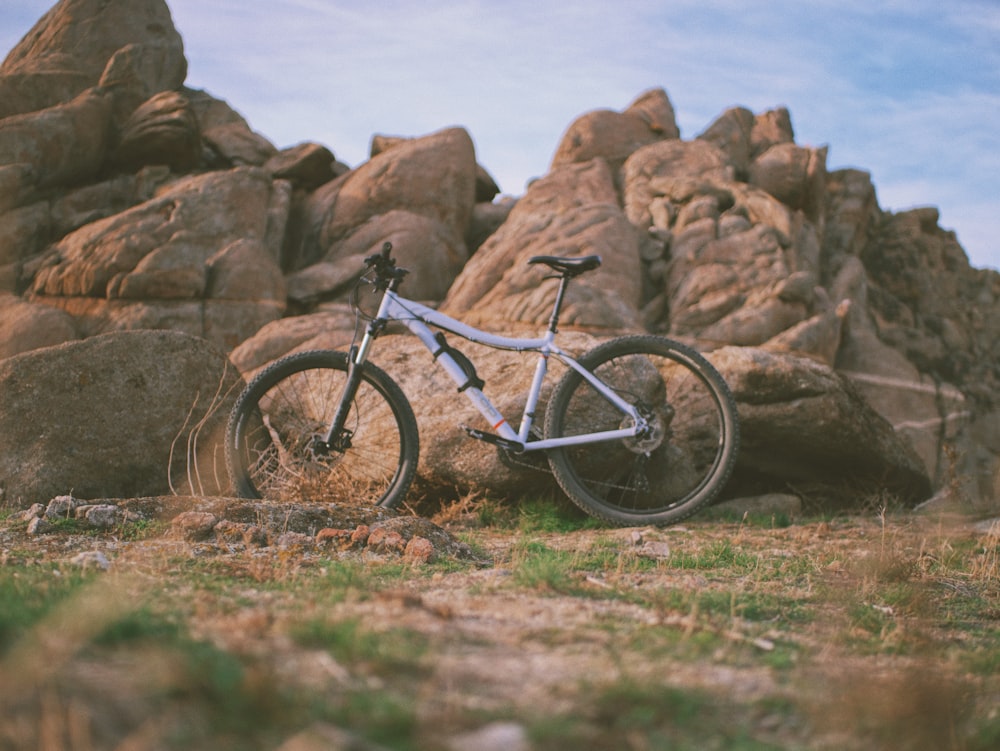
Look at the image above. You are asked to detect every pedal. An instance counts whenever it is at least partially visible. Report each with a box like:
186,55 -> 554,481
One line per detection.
461,425 -> 523,453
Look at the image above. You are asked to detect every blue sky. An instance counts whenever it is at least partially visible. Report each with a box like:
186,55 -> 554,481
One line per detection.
3,0 -> 998,270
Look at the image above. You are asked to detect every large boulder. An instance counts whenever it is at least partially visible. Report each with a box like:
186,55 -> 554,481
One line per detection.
712,346 -> 932,506
109,90 -> 201,172
226,322 -> 933,509
826,202 -> 1000,504
185,88 -> 277,168
27,166 -> 288,350
0,0 -> 186,119
289,127 -> 478,302
622,139 -> 828,348
0,293 -> 79,359
0,330 -> 240,506
551,87 -> 680,173
748,142 -> 828,223
0,88 -> 114,189
228,305 -> 359,376
441,158 -> 643,333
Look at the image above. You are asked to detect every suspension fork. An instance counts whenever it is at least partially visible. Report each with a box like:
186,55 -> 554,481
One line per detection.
319,319 -> 382,450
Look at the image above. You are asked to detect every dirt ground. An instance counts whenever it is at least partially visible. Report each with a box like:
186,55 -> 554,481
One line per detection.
1,499 -> 998,750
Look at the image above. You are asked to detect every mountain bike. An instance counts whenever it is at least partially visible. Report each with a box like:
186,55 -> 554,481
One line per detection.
225,243 -> 740,526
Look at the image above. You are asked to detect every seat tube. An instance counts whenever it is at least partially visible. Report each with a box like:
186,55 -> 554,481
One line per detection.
518,343 -> 551,441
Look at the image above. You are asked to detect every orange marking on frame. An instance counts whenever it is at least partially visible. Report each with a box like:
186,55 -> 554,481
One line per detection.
493,418 -> 506,430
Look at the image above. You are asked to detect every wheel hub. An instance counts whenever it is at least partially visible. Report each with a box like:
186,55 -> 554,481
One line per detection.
621,404 -> 673,454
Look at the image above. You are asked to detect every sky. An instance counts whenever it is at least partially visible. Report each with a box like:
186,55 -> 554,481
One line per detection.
2,0 -> 998,271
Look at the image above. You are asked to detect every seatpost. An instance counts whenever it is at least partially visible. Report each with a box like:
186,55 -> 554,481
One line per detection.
547,274 -> 571,333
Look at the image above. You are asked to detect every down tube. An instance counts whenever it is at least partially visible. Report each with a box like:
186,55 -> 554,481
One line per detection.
398,313 -> 522,443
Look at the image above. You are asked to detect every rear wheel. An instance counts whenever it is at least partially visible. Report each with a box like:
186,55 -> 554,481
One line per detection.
545,335 -> 739,526
226,350 -> 419,508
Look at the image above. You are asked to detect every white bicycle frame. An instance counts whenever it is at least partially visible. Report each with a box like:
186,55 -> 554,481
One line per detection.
352,287 -> 647,452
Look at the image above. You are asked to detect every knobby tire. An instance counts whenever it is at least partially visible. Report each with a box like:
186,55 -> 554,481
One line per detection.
225,350 -> 419,509
544,335 -> 739,526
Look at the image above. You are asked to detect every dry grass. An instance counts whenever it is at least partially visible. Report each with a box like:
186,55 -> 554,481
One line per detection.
0,499 -> 998,750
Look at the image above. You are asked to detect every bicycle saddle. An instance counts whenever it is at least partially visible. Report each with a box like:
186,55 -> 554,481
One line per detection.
528,254 -> 602,277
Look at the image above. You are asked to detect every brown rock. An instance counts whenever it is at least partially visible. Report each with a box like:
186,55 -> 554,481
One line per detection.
110,90 -> 201,172
366,527 -> 406,553
441,159 -> 643,332
0,294 -> 79,359
293,127 -> 477,300
265,142 -> 336,190
551,87 -> 679,171
0,330 -> 241,505
316,528 -> 352,547
748,142 -> 828,221
0,0 -> 186,119
697,106 -> 755,178
712,346 -> 932,505
750,107 -> 795,157
0,201 -> 51,280
351,525 -> 371,546
403,536 -> 435,564
171,511 -> 219,541
0,88 -> 113,189
186,89 -> 276,167
622,138 -> 733,227
227,306 -> 358,375
306,126 -> 476,248
26,167 -> 288,349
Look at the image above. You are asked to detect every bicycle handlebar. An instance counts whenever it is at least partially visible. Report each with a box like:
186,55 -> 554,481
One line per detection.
364,241 -> 408,290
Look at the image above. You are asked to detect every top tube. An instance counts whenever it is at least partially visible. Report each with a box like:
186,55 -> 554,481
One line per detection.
385,293 -> 553,351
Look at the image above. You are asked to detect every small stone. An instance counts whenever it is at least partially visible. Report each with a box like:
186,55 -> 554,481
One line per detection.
275,532 -> 315,550
705,493 -> 802,520
367,527 -> 405,553
26,517 -> 53,535
170,511 -> 219,541
350,525 -> 370,546
637,540 -> 672,559
403,536 -> 435,564
973,518 -> 1000,537
70,551 -> 110,571
45,495 -> 78,519
20,503 -> 45,521
85,504 -> 120,530
447,721 -> 529,751
316,528 -> 352,546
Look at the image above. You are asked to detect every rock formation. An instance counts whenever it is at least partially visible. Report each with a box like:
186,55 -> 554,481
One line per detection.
1,0 -> 996,511
0,330 -> 239,503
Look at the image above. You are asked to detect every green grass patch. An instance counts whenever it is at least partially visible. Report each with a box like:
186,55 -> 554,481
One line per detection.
510,540 -> 578,592
517,496 -> 598,533
290,616 -> 429,678
0,565 -> 93,654
530,677 -> 791,750
667,539 -> 760,572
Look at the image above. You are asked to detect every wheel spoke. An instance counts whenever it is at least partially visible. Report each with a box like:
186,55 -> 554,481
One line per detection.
545,336 -> 739,526
226,351 -> 419,508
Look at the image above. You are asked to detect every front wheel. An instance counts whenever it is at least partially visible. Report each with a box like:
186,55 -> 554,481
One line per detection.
226,350 -> 419,508
544,336 -> 739,526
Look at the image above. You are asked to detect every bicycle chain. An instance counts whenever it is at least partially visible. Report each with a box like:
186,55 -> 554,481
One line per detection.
497,446 -> 552,473
496,427 -> 552,474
